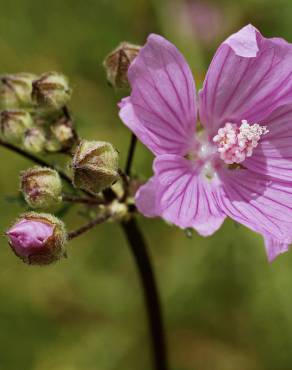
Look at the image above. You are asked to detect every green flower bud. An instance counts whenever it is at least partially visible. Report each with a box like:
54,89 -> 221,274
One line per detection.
51,117 -> 75,143
32,72 -> 72,110
72,140 -> 119,194
0,110 -> 33,143
23,127 -> 46,153
0,73 -> 37,109
45,116 -> 76,152
6,212 -> 67,265
45,138 -> 62,152
20,166 -> 62,209
103,42 -> 141,88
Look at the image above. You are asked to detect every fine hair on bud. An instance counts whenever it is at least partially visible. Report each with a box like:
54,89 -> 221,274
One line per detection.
6,212 -> 67,265
32,72 -> 72,111
0,110 -> 33,143
20,166 -> 62,209
103,42 -> 141,88
0,73 -> 37,109
23,127 -> 46,153
45,116 -> 76,153
72,139 -> 119,195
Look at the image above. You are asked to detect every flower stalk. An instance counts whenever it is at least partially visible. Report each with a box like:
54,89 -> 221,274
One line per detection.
121,218 -> 168,370
125,133 -> 137,176
0,138 -> 73,185
121,132 -> 168,370
0,128 -> 169,370
62,193 -> 103,205
67,213 -> 111,240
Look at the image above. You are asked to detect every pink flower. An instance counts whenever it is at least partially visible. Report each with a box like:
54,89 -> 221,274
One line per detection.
119,24 -> 292,262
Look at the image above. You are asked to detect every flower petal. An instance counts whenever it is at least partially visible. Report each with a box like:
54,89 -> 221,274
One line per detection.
244,104 -> 292,181
225,23 -> 259,57
263,234 -> 290,262
135,176 -> 160,217
119,34 -> 197,156
151,154 -> 225,236
217,168 -> 292,241
199,24 -> 292,136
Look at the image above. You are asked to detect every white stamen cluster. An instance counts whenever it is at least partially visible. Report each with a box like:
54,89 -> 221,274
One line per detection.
213,120 -> 269,164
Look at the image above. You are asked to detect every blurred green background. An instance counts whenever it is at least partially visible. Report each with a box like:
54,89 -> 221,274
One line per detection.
1,0 -> 292,369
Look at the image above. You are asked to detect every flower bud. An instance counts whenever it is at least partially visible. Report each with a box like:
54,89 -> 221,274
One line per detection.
6,212 -> 67,265
0,110 -> 33,143
21,167 -> 62,209
46,116 -> 76,152
103,42 -> 141,88
51,117 -> 75,143
32,72 -> 72,110
72,140 -> 119,194
23,127 -> 46,153
0,73 -> 37,109
44,138 -> 62,152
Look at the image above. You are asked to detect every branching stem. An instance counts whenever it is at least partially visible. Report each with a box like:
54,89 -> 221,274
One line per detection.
62,193 -> 103,205
0,125 -> 169,370
68,213 -> 110,240
0,139 -> 73,184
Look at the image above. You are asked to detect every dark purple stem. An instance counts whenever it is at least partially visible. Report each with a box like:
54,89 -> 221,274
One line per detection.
121,218 -> 168,370
125,134 -> 137,176
62,193 -> 103,205
68,213 -> 110,240
0,138 -> 72,184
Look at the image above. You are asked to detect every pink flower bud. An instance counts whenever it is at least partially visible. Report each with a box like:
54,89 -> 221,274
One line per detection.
6,213 -> 67,265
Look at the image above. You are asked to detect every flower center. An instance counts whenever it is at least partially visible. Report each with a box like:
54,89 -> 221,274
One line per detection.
185,132 -> 218,180
212,120 -> 269,164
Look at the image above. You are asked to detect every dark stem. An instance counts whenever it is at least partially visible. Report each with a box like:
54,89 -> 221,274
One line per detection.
118,168 -> 129,188
102,187 -> 117,203
62,105 -> 71,120
62,193 -> 103,205
68,213 -> 110,240
0,139 -> 72,185
62,105 -> 80,144
121,218 -> 168,370
118,168 -> 130,202
125,134 -> 137,176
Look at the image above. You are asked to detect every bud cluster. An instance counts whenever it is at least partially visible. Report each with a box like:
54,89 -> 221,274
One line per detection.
0,72 -> 75,153
2,41 -> 139,267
